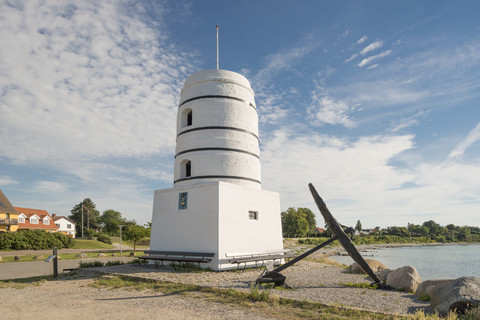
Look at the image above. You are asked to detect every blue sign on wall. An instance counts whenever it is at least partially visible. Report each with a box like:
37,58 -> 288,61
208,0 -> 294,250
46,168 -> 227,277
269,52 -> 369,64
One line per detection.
178,192 -> 188,209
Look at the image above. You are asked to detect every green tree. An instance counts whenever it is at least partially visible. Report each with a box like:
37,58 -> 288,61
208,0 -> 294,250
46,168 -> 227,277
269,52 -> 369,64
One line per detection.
69,198 -> 101,237
355,220 -> 362,231
99,209 -> 127,235
298,207 -> 316,235
422,220 -> 442,236
124,224 -> 148,253
281,207 -> 310,237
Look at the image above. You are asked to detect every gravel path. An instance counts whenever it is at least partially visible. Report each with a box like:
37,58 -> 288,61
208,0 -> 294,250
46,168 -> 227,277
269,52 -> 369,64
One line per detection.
84,260 -> 430,316
2,276 -> 271,320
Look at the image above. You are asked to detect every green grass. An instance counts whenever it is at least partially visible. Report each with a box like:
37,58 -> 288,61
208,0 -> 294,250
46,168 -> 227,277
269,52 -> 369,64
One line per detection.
0,275 -> 53,289
72,239 -> 114,249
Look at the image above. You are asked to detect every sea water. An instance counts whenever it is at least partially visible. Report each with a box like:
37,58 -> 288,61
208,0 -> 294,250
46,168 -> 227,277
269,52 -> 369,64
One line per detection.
332,244 -> 480,280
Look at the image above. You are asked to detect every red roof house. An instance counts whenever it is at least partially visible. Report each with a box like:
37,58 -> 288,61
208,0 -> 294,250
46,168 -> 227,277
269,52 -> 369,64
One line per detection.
14,207 -> 59,232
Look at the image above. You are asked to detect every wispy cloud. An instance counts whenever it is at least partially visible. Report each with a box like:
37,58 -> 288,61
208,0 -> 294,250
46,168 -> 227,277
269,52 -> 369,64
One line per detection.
360,41 -> 383,55
357,36 -> 368,44
35,181 -> 68,192
358,50 -> 392,67
0,176 -> 18,186
448,122 -> 480,159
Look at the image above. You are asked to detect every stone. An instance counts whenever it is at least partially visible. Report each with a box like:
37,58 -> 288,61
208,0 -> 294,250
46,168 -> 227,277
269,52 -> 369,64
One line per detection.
430,276 -> 480,315
111,253 -> 117,256
33,255 -> 44,260
97,253 -> 107,257
376,269 -> 393,283
386,265 -> 422,292
75,253 -> 88,258
0,256 -> 2,262
415,279 -> 454,299
129,252 -> 135,257
351,259 -> 388,274
14,256 -> 20,261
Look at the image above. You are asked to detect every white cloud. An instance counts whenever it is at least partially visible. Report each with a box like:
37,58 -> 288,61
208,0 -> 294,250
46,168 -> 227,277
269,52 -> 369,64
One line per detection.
360,41 -> 383,55
0,176 -> 18,186
448,122 -> 480,159
357,36 -> 368,44
35,181 -> 68,192
309,96 -> 356,128
261,129 -> 480,227
0,1 -> 193,171
358,50 -> 392,67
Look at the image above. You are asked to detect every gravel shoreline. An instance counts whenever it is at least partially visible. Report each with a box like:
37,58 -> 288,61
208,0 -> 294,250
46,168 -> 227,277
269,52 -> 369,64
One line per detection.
83,259 -> 431,316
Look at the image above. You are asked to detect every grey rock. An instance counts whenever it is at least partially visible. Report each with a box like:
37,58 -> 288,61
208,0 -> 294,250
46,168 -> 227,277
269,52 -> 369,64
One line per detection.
111,253 -> 117,256
14,255 -> 20,261
430,276 -> 480,315
129,252 -> 135,257
97,253 -> 107,257
415,279 -> 454,299
75,253 -> 88,258
386,265 -> 422,292
376,269 -> 393,283
0,256 -> 2,262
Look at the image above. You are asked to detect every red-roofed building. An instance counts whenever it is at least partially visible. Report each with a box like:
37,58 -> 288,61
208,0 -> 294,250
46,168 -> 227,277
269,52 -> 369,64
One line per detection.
14,207 -> 59,232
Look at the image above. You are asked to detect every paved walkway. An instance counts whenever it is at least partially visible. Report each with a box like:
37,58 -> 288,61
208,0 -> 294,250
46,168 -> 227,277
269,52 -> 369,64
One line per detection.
0,242 -> 137,257
0,256 -> 135,280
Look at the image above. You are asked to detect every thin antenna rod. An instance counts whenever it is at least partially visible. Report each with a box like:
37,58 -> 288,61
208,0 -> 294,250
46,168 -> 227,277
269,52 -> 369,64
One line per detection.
216,25 -> 219,70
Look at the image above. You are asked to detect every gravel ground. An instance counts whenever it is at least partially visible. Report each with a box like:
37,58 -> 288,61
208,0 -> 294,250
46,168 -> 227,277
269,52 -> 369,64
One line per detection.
2,276 -> 272,320
84,259 -> 430,316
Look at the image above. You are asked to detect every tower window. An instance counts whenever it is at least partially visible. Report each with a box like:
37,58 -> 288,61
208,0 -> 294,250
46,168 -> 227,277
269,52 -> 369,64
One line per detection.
186,161 -> 191,177
181,108 -> 193,128
249,211 -> 258,220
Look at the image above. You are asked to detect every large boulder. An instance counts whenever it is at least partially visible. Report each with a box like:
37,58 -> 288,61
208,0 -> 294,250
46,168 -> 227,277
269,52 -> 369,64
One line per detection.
430,276 -> 480,315
351,259 -> 388,274
386,265 -> 422,292
376,269 -> 393,283
415,279 -> 454,299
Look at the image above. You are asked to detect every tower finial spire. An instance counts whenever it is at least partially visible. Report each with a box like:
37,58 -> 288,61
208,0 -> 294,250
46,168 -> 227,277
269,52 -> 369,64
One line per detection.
216,25 -> 219,70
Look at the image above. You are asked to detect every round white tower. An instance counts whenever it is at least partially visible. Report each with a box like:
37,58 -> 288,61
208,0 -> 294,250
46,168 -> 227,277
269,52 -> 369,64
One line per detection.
174,69 -> 261,189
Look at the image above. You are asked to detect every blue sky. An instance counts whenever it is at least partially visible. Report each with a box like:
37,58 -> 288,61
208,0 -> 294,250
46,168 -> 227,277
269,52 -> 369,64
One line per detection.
1,0 -> 479,228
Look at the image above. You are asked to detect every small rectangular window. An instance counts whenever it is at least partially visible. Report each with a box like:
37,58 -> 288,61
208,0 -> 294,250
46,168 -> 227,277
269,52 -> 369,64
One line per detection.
178,192 -> 188,210
67,224 -> 71,229
249,211 -> 258,220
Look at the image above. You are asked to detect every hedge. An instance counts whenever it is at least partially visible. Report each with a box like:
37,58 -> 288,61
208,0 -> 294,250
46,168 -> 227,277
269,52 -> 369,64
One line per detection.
0,230 -> 75,250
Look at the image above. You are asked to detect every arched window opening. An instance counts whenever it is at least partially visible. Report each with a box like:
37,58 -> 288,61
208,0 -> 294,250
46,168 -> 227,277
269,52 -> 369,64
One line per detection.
181,108 -> 193,128
185,161 -> 191,177
181,159 -> 192,178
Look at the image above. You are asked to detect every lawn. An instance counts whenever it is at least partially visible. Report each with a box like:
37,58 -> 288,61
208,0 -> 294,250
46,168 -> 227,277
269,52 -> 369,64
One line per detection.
72,239 -> 114,249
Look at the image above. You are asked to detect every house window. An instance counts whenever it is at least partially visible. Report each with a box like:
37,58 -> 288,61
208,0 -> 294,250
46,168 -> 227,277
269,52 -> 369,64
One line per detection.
0,201 -> 6,208
249,211 -> 258,220
56,224 -> 60,228
178,192 -> 188,210
67,224 -> 72,229
18,216 -> 25,223
30,218 -> 38,224
181,108 -> 193,128
43,218 -> 49,225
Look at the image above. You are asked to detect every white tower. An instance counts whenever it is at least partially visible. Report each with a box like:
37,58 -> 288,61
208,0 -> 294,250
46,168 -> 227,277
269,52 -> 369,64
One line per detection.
150,69 -> 283,270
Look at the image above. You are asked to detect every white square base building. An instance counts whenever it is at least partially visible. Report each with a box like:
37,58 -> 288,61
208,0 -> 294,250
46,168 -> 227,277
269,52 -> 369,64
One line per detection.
150,181 -> 284,270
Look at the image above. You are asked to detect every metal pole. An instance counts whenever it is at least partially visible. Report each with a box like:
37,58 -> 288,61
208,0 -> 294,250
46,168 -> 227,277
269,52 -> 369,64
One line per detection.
81,204 -> 84,238
118,224 -> 124,256
216,25 -> 219,70
53,247 -> 58,278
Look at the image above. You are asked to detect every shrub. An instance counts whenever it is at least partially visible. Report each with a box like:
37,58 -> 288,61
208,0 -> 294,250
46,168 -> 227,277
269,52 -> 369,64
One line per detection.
96,233 -> 112,244
79,261 -> 104,268
0,230 -> 74,250
105,260 -> 124,266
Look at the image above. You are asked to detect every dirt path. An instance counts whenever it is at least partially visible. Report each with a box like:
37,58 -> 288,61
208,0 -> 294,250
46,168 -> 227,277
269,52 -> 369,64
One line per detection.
1,275 -> 270,320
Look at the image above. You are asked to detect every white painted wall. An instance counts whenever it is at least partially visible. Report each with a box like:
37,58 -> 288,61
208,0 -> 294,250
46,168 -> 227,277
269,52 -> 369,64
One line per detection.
174,69 -> 260,189
53,217 -> 76,238
150,181 -> 283,270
